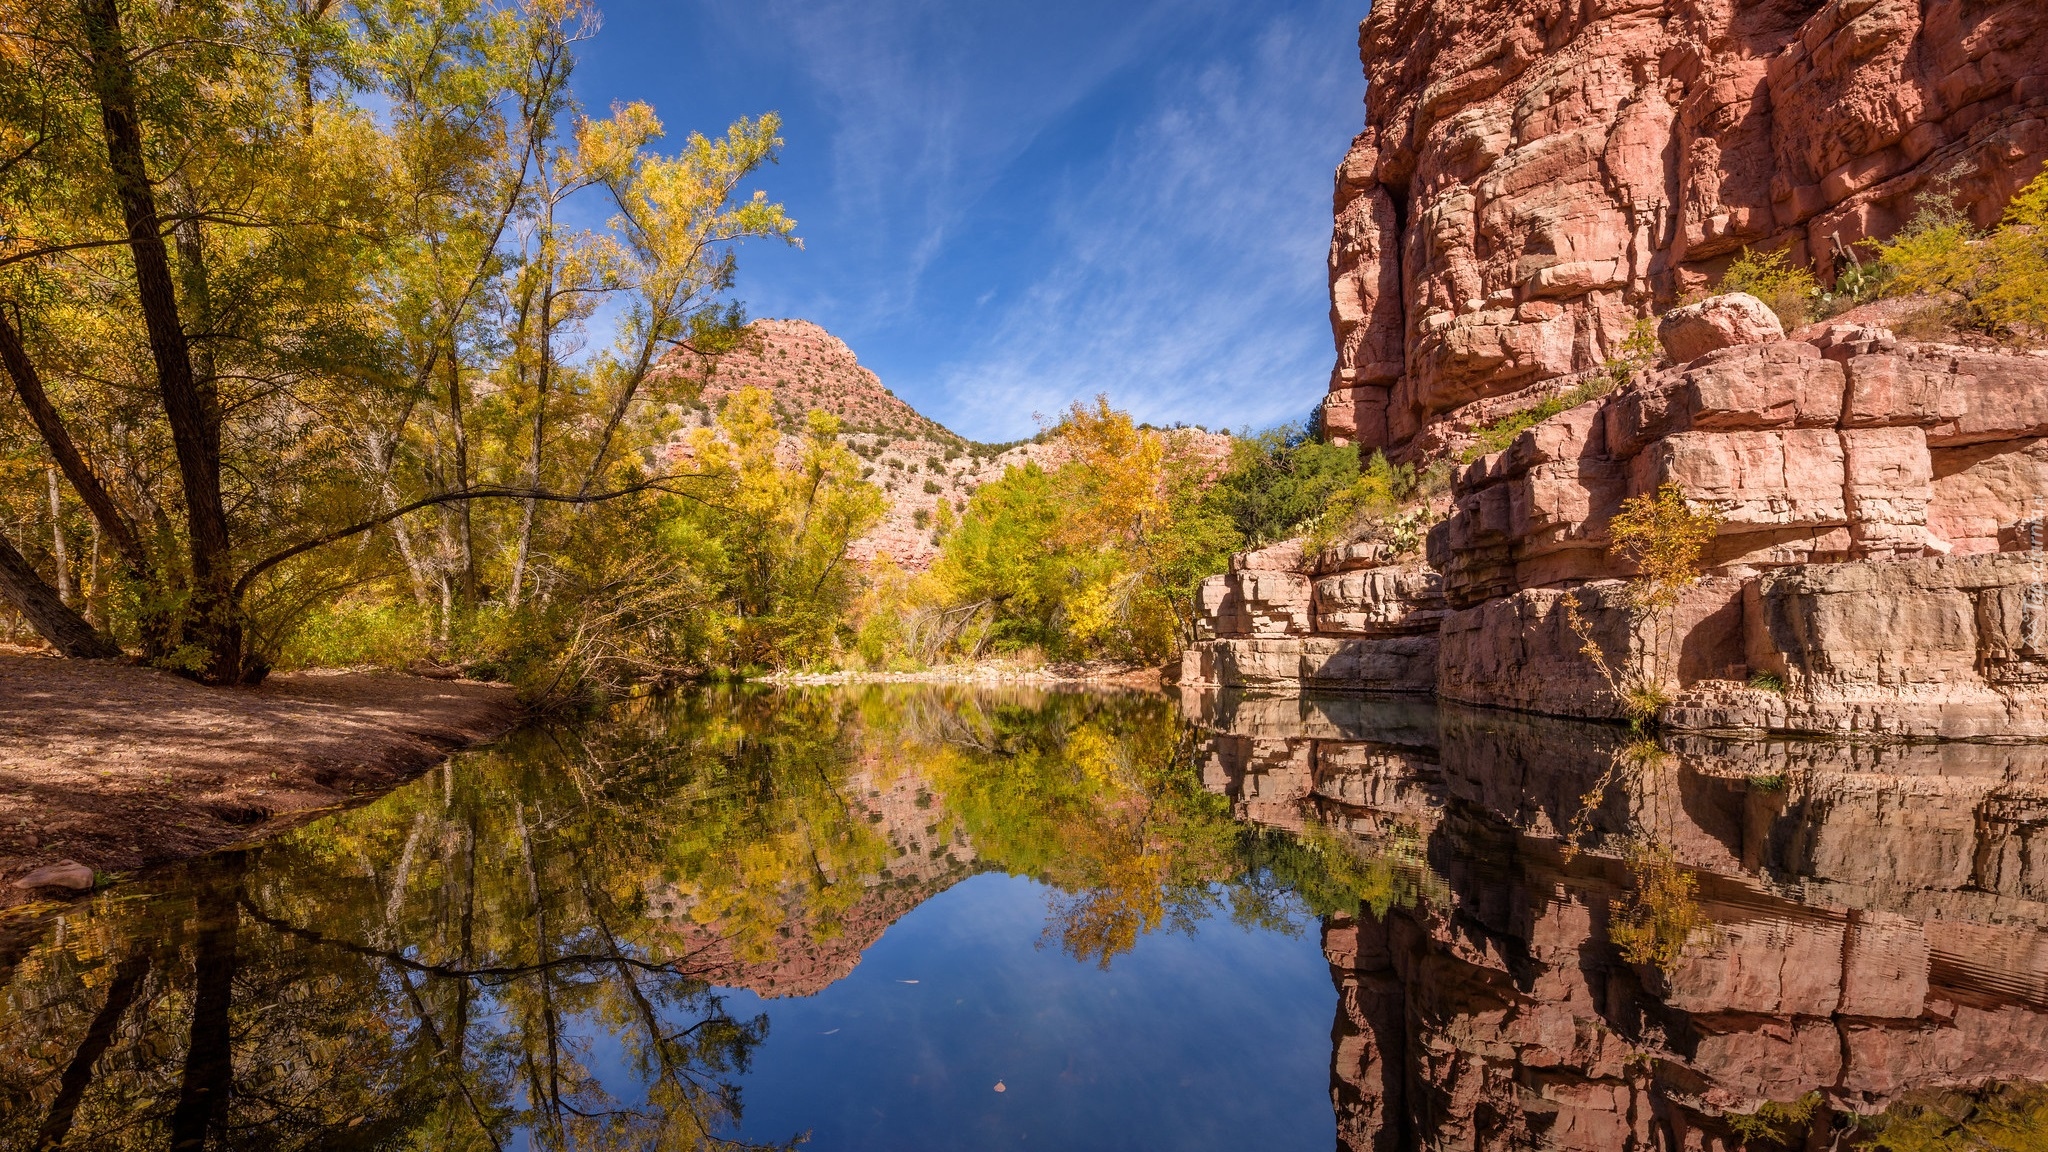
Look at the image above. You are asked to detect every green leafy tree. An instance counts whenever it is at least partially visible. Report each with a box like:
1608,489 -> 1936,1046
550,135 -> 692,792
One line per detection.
1874,161 -> 2048,345
1203,423 -> 1358,548
674,390 -> 883,672
0,0 -> 795,687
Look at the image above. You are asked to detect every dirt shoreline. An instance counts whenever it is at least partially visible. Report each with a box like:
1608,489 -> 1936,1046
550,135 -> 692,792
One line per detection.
0,653 -> 521,910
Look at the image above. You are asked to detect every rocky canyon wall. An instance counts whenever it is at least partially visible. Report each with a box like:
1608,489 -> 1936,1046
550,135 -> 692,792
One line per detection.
1182,1 -> 2048,737
1189,320 -> 2048,736
1322,0 -> 2048,458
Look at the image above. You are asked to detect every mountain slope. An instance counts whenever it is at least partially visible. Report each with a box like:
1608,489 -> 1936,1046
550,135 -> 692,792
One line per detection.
653,319 -> 1067,570
681,319 -> 959,445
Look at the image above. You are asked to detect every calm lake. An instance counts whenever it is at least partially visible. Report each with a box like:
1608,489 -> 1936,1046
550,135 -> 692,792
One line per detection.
4,685 -> 2048,1150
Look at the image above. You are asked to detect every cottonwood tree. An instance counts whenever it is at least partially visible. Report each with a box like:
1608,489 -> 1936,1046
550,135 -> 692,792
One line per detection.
0,0 -> 792,683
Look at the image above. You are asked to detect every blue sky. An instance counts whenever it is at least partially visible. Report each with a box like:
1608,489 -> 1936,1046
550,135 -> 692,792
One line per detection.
576,0 -> 1366,443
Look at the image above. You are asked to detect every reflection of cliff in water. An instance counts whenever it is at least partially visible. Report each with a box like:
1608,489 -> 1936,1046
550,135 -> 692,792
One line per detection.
1185,687 -> 2048,1151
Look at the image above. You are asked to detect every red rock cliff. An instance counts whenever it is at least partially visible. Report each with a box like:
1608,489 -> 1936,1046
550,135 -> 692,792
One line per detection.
1323,0 -> 2048,456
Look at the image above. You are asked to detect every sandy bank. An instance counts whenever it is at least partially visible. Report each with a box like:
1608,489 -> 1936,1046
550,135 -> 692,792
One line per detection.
0,654 -> 520,908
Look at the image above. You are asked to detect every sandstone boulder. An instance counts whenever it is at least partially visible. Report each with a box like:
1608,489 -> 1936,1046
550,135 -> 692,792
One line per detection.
1196,570 -> 1313,638
1813,323 -> 1898,364
1180,635 -> 1437,694
1435,580 -> 1745,720
1658,294 -> 1787,365
12,860 -> 94,893
1842,352 -> 1960,428
1631,428 -> 1847,531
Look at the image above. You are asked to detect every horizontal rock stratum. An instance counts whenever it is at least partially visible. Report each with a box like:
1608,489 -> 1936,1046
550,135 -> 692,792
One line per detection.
1186,1 -> 2048,738
1320,0 -> 2047,457
1187,312 -> 2048,736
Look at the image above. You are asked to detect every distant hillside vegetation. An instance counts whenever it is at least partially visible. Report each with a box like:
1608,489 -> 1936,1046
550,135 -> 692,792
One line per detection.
652,318 -> 1228,571
652,319 -> 1068,569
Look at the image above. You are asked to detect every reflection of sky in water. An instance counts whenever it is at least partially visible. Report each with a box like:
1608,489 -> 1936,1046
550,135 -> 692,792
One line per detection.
579,873 -> 1335,1151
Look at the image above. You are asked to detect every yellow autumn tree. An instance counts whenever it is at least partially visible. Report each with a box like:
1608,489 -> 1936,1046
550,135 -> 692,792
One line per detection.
1565,482 -> 1722,727
1047,397 -> 1235,660
677,389 -> 883,671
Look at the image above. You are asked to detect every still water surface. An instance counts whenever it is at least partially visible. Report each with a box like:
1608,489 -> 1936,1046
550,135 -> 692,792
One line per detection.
4,685 -> 2048,1150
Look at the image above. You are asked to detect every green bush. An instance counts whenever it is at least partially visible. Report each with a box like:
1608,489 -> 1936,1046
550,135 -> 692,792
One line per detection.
1461,377 -> 1616,463
1874,161 -> 2048,345
274,601 -> 431,670
1202,423 -> 1362,547
1720,246 -> 1819,329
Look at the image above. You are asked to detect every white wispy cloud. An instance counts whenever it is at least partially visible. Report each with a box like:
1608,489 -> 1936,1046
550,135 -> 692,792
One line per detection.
695,0 -> 1186,327
922,7 -> 1360,441
656,0 -> 1364,442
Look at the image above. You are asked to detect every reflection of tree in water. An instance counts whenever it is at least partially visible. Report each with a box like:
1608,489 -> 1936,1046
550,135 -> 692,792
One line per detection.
850,687 -> 1386,967
0,686 -> 1402,1147
1557,738 -> 1715,974
0,699 -> 825,1150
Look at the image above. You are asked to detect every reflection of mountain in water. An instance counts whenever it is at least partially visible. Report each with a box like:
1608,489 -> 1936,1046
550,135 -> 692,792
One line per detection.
0,686 -> 1293,1149
646,762 -> 978,998
1184,687 -> 2048,1150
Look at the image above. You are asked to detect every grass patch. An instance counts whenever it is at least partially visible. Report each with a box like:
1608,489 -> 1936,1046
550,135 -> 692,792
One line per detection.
1460,377 -> 1616,463
1726,1093 -> 1820,1147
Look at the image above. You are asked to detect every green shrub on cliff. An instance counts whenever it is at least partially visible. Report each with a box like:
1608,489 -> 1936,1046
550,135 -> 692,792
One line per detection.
1306,450 -> 1437,554
1874,161 -> 2048,346
1460,376 -> 1616,463
1204,423 -> 1361,547
1720,246 -> 1820,329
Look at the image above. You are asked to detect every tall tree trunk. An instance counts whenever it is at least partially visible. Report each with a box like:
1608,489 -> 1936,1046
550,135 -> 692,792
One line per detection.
46,468 -> 69,603
506,283 -> 552,610
362,428 -> 433,610
0,529 -> 121,657
447,339 -> 476,606
0,310 -> 149,576
79,0 -> 240,684
87,520 -> 104,628
168,855 -> 244,1152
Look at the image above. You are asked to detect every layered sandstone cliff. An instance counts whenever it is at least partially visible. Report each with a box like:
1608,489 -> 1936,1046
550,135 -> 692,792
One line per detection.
1188,315 -> 2048,735
1322,0 -> 2047,458
1186,0 -> 2048,736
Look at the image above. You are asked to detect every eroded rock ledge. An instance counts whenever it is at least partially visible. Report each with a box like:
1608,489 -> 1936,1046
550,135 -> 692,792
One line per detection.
1185,317 -> 2048,737
1197,0 -> 2048,736
1320,0 -> 2046,458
